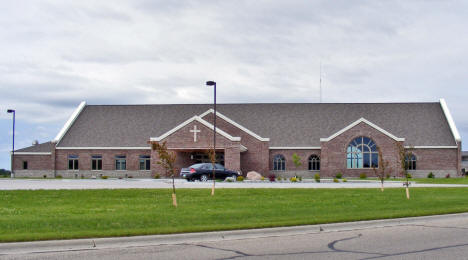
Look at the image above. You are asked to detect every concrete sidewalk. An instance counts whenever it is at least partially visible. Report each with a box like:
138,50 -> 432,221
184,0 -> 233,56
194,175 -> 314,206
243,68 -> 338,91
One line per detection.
1,178 -> 468,190
2,212 -> 468,256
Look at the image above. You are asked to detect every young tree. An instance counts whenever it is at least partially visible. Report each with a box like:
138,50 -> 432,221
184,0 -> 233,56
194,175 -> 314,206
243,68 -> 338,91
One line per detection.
206,148 -> 217,196
372,148 -> 389,192
397,142 -> 413,199
152,141 -> 178,207
292,153 -> 302,178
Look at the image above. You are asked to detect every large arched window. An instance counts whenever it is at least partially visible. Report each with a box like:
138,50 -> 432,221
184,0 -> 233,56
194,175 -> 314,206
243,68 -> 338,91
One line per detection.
405,154 -> 417,170
273,154 -> 286,171
308,155 -> 320,171
346,137 -> 378,168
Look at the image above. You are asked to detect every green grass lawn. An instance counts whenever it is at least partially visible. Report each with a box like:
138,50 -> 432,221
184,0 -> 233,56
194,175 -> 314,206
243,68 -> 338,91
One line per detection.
347,177 -> 468,185
1,188 -> 468,242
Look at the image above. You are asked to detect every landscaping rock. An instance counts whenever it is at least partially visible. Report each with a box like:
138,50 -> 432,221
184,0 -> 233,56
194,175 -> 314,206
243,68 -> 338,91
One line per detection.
247,171 -> 263,180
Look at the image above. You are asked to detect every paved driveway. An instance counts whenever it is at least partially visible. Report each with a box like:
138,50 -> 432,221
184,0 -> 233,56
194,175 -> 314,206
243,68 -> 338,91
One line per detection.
0,178 -> 467,190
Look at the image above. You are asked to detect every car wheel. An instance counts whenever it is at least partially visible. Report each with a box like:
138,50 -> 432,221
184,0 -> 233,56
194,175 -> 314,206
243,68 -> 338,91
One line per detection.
200,174 -> 208,182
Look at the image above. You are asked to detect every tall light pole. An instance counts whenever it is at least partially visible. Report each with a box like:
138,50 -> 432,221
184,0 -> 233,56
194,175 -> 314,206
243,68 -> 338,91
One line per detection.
206,81 -> 216,195
7,109 -> 15,178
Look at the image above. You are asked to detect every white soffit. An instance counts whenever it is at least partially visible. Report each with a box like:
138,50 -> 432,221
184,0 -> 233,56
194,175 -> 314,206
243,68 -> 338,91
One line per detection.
56,147 -> 151,150
150,116 -> 241,142
320,118 -> 405,142
199,109 -> 270,142
12,152 -> 52,155
269,147 -> 321,150
405,146 -> 458,149
440,98 -> 462,143
54,101 -> 87,145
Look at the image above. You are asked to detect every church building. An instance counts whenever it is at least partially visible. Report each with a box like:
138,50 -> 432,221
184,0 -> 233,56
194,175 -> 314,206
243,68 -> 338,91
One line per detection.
12,99 -> 462,179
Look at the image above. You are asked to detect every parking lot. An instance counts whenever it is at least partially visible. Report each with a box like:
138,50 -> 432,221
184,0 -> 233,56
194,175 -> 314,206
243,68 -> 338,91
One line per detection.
1,178 -> 467,190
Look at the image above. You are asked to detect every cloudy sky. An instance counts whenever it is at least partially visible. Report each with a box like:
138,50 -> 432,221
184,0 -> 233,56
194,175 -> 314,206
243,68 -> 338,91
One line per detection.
0,0 -> 467,170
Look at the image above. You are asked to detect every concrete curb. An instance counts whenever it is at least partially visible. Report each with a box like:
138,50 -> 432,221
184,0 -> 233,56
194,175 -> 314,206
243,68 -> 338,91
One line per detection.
2,212 -> 468,255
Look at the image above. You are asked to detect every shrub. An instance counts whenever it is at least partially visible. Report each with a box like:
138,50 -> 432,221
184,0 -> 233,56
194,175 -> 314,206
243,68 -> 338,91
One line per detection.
128,175 -> 133,178
118,176 -> 123,179
237,176 -> 244,182
385,174 -> 390,179
406,173 -> 412,179
359,173 -> 367,179
101,176 -> 108,179
290,177 -> 297,182
277,176 -> 282,181
427,172 -> 435,179
343,178 -> 347,182
268,174 -> 276,182
314,173 -> 320,183
80,174 -> 84,179
154,173 -> 161,179
260,176 -> 265,181
43,175 -> 47,179
55,175 -> 62,179
333,178 -> 339,183
445,173 -> 451,178
297,176 -> 302,182
335,172 -> 342,179
226,178 -> 233,182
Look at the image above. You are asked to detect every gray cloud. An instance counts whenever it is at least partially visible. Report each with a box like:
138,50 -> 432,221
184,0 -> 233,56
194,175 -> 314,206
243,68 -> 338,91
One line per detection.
0,0 -> 467,169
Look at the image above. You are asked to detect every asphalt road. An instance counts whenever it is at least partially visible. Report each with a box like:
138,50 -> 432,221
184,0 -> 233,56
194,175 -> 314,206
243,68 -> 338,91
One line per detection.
3,213 -> 468,259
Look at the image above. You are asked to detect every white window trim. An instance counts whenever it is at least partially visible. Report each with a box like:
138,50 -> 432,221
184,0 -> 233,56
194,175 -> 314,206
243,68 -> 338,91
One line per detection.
320,118 -> 405,142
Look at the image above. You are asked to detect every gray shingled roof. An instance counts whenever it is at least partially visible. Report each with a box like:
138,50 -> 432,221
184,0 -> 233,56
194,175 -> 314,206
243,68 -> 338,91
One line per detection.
55,102 -> 457,148
16,141 -> 53,153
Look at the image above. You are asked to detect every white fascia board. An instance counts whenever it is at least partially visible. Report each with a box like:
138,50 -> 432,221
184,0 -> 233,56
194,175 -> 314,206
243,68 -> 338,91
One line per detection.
405,146 -> 458,149
199,109 -> 270,142
240,145 -> 248,152
12,152 -> 52,155
269,147 -> 321,150
56,147 -> 151,150
150,116 -> 241,142
320,118 -> 405,142
54,101 -> 87,145
440,98 -> 462,142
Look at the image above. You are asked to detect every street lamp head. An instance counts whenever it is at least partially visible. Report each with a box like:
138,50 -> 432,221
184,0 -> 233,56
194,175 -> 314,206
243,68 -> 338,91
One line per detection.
206,81 -> 216,86
7,109 -> 15,113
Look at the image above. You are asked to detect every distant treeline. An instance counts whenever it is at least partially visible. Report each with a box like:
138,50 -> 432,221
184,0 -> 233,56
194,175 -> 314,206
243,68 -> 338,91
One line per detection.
0,169 -> 11,177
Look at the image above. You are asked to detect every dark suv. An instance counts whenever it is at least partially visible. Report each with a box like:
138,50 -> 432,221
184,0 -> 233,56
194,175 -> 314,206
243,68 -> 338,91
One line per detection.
180,163 -> 239,181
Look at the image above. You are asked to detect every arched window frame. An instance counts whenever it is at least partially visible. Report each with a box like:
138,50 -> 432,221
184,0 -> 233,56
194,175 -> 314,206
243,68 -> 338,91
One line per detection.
273,154 -> 286,171
405,154 -> 417,170
308,155 -> 320,171
346,137 -> 379,169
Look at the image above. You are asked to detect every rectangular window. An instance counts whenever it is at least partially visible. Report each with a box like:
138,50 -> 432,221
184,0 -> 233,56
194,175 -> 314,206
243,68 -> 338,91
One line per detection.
115,155 -> 126,170
139,155 -> 150,170
68,155 -> 79,170
91,155 -> 102,171
23,161 -> 28,170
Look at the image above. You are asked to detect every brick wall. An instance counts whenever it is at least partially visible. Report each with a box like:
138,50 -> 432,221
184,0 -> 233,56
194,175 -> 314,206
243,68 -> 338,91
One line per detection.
55,149 -> 152,177
202,113 -> 270,175
268,149 -> 321,177
320,122 -> 402,178
13,155 -> 52,171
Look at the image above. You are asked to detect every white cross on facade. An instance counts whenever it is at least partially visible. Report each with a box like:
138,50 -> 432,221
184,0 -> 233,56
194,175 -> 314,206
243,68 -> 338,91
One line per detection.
190,125 -> 201,142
